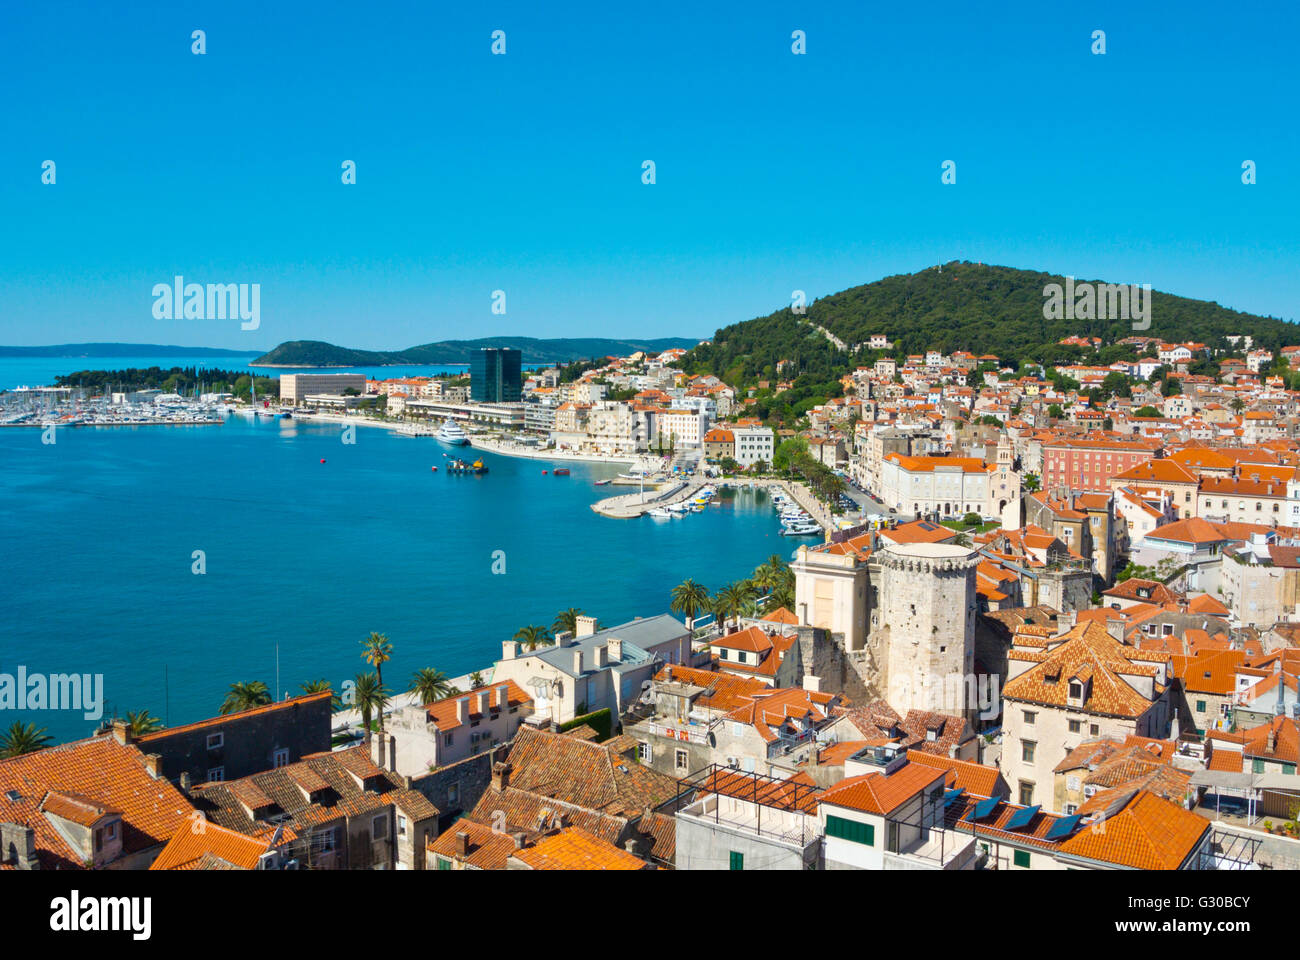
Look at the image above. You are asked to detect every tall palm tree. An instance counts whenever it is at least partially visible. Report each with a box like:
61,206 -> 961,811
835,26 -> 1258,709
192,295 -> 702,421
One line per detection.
300,679 -> 342,710
722,581 -> 756,632
468,670 -> 486,688
410,667 -> 454,704
125,710 -> 163,736
514,624 -> 552,651
0,721 -> 51,758
361,633 -> 394,767
670,579 -> 712,632
352,672 -> 388,754
220,681 -> 271,715
553,608 -> 584,636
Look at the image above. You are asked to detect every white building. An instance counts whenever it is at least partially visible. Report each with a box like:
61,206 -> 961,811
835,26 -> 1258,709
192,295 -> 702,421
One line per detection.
732,425 -> 775,467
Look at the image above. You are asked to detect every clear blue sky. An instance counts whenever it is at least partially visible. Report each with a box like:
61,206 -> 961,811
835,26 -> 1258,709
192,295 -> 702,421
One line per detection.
2,0 -> 1296,349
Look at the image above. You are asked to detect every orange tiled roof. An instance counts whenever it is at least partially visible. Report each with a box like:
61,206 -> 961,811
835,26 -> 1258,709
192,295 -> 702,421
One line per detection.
1061,790 -> 1208,869
150,821 -> 274,870
818,761 -> 946,815
509,826 -> 647,870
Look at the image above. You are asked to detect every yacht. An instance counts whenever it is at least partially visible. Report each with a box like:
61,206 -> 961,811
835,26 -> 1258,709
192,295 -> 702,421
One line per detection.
436,420 -> 470,445
648,507 -> 673,519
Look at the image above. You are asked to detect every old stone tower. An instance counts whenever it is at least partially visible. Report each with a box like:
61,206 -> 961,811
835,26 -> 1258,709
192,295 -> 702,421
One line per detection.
867,542 -> 979,719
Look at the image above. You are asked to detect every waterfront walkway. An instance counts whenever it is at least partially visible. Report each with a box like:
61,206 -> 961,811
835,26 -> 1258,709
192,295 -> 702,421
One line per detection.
592,475 -> 837,534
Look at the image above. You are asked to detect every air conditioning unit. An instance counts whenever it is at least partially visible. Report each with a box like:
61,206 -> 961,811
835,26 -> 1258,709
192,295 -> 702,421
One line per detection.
257,850 -> 281,870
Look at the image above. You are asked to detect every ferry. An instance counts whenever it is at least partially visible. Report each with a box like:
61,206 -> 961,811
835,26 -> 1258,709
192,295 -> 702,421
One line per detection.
436,420 -> 470,445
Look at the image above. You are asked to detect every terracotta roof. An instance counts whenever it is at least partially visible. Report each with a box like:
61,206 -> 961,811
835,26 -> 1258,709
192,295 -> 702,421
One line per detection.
653,664 -> 768,713
428,818 -> 519,870
510,826 -> 647,870
150,821 -> 274,871
423,680 -> 532,732
1061,790 -> 1209,869
904,750 -> 1005,797
819,762 -> 946,815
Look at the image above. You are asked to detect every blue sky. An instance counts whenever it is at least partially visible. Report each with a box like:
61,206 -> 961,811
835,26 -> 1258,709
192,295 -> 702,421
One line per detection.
2,0 -> 1296,349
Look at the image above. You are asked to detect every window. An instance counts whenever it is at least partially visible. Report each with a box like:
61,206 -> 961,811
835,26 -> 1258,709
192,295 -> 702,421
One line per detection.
1064,804 -> 1078,815
1066,776 -> 1080,791
826,814 -> 874,846
372,814 -> 388,841
206,732 -> 224,751
1089,724 -> 1099,736
1013,849 -> 1031,868
206,767 -> 225,782
273,748 -> 290,768
1068,720 -> 1081,734
105,821 -> 117,841
398,815 -> 408,837
737,651 -> 748,664
444,733 -> 454,746
1023,710 -> 1036,725
437,857 -> 452,870
637,741 -> 650,762
1068,681 -> 1082,700
1196,700 -> 1207,713
732,723 -> 745,738
1022,741 -> 1036,763
674,749 -> 689,772
729,851 -> 744,870
1018,782 -> 1034,806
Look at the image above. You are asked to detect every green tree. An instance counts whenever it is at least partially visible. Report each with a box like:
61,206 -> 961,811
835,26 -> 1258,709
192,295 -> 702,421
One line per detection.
670,579 -> 712,632
361,632 -> 394,767
410,668 -> 454,704
125,710 -> 163,736
469,670 -> 486,688
514,624 -> 552,651
220,681 -> 272,715
300,679 -> 343,710
0,721 -> 52,758
553,608 -> 584,636
352,672 -> 388,751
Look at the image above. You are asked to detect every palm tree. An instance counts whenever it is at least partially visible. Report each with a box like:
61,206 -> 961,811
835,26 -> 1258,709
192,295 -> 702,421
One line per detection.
410,667 -> 454,704
712,581 -> 752,635
300,679 -> 342,710
553,608 -> 584,636
361,632 -> 394,767
468,670 -> 486,688
220,681 -> 271,715
670,579 -> 712,632
125,710 -> 163,736
514,624 -> 552,651
0,721 -> 51,758
352,672 -> 388,754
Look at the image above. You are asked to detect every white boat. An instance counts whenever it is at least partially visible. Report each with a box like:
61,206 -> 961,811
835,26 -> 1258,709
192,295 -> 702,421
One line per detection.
648,507 -> 673,519
781,522 -> 821,537
436,420 -> 470,445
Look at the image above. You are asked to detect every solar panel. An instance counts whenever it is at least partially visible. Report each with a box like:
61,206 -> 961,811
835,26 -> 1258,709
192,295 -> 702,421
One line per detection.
943,788 -> 964,808
971,796 -> 1000,821
1044,814 -> 1084,841
1005,804 -> 1041,831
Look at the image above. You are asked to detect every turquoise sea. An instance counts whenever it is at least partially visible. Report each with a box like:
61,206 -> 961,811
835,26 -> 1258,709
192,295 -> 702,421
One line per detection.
1,411 -> 788,743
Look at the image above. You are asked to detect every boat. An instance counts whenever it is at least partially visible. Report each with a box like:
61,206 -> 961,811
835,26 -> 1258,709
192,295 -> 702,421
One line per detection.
553,468 -> 570,476
781,523 -> 822,537
447,457 -> 488,475
648,507 -> 673,519
436,420 -> 470,445
594,479 -> 612,486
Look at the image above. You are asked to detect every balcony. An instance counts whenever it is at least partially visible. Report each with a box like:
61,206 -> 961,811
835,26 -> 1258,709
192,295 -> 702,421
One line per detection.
645,720 -> 711,745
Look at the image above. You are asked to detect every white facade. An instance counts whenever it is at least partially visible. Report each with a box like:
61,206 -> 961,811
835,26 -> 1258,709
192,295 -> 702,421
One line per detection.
732,425 -> 774,467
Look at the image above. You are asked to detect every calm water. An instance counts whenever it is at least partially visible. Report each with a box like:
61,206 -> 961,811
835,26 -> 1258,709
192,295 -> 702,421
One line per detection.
0,415 -> 786,741
0,356 -> 546,390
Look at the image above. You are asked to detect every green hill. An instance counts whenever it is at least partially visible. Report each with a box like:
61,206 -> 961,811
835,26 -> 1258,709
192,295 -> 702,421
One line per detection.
252,336 -> 700,367
677,262 -> 1297,387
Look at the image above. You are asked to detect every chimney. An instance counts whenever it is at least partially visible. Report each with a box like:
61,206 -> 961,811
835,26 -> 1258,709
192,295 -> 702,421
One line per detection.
1106,619 -> 1125,642
0,824 -> 38,871
575,616 -> 598,638
554,630 -> 573,648
456,697 -> 469,724
572,650 -> 584,675
496,684 -> 510,709
512,831 -> 527,849
593,645 -> 608,669
110,719 -> 132,745
492,761 -> 512,793
143,753 -> 163,779
179,772 -> 192,791
477,691 -> 491,715
607,637 -> 623,662
803,673 -> 822,693
502,640 -> 520,661
455,830 -> 469,858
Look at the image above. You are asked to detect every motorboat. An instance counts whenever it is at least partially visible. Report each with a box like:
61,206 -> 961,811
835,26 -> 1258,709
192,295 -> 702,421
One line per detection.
648,507 -> 673,519
436,420 -> 470,445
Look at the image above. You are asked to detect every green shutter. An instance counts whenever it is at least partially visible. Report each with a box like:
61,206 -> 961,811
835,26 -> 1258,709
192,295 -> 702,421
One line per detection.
1014,849 -> 1031,868
826,814 -> 874,846
437,857 -> 452,870
729,851 -> 744,870
1253,758 -> 1265,774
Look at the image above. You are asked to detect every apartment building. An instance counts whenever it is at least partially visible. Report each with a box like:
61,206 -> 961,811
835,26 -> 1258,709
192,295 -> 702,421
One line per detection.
381,681 -> 534,777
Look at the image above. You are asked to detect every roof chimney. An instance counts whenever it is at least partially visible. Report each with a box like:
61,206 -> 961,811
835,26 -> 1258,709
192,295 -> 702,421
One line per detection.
575,616 -> 598,638
496,684 -> 511,709
554,630 -> 573,648
502,640 -> 520,661
455,830 -> 470,858
593,645 -> 608,668
477,691 -> 491,715
143,753 -> 163,779
492,761 -> 512,793
110,719 -> 132,745
456,697 -> 469,724
573,650 -> 584,675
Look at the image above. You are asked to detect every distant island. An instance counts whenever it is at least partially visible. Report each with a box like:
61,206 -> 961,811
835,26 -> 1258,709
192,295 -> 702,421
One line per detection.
0,342 -> 260,358
251,337 -> 702,367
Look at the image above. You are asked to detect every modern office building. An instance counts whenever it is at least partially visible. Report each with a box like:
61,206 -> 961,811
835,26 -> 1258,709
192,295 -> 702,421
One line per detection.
470,348 -> 522,403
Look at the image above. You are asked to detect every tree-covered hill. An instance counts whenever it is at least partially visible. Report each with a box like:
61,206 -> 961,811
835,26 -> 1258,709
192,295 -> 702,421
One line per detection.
253,336 -> 701,367
678,262 -> 1297,387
